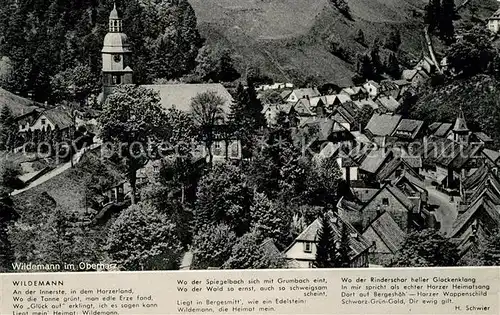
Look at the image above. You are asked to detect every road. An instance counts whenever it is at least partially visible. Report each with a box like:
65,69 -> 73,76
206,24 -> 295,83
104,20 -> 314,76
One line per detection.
11,143 -> 101,196
426,187 -> 458,235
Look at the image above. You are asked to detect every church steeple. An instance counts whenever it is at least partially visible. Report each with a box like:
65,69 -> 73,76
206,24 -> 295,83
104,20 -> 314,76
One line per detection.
452,107 -> 470,144
101,2 -> 133,88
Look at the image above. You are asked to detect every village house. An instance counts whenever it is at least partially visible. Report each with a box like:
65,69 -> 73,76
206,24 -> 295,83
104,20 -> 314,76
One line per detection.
316,143 -> 359,183
363,81 -> 380,98
284,211 -> 372,268
365,113 -> 402,137
487,8 -> 500,33
361,211 -> 405,266
483,148 -> 500,169
356,183 -> 418,232
340,86 -> 368,101
391,118 -> 425,141
284,88 -> 321,103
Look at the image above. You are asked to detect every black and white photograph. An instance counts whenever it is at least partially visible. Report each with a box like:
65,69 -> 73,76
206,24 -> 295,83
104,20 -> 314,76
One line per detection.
0,0 -> 500,274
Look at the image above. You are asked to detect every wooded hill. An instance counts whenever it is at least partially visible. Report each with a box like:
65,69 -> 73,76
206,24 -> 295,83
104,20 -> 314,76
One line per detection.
190,0 -> 498,86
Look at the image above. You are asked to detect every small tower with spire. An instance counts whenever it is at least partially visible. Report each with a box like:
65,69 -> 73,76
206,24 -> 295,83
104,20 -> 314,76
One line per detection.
101,3 -> 133,88
452,107 -> 470,144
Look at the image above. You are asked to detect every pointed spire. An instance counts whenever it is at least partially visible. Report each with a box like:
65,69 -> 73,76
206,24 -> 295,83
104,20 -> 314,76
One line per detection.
453,106 -> 468,132
109,2 -> 119,19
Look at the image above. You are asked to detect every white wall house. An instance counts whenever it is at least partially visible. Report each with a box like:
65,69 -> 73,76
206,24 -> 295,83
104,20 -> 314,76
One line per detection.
488,9 -> 500,33
337,157 -> 359,181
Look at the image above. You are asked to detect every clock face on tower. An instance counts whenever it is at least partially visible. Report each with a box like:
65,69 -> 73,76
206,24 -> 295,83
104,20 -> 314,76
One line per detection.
113,54 -> 122,63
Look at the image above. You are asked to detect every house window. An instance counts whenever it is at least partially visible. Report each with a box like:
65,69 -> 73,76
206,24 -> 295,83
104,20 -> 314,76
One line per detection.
382,198 -> 389,206
153,165 -> 160,173
304,242 -> 312,253
41,118 -> 46,125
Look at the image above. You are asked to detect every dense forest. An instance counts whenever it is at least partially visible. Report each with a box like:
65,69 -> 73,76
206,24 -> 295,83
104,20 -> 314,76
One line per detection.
0,0 -> 203,102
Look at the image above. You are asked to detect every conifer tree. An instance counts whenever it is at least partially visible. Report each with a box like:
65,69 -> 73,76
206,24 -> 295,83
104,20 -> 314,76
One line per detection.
440,0 -> 455,44
0,106 -> 16,151
354,29 -> 366,46
336,222 -> 351,268
314,213 -> 337,268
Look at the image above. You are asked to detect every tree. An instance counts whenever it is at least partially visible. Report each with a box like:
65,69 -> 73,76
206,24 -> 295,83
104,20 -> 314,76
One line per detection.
329,0 -> 351,19
314,213 -> 337,268
446,26 -> 495,78
354,29 -> 366,46
0,157 -> 23,194
336,222 -> 351,267
195,45 -> 240,83
388,229 -> 460,267
98,84 -> 167,204
191,223 -> 237,269
384,29 -> 402,52
230,82 -> 266,157
354,105 -> 374,130
385,52 -> 401,78
0,106 -> 17,151
356,53 -> 374,81
469,231 -> 500,266
223,229 -> 285,269
194,162 -> 252,235
425,0 -> 441,33
440,0 -> 455,44
190,91 -> 226,164
250,192 -> 292,248
106,202 -> 183,270
311,155 -> 343,208
50,64 -> 100,105
327,35 -> 352,62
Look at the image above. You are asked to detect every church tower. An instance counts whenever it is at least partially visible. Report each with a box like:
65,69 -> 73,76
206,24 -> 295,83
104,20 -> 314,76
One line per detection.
452,107 -> 470,144
102,3 -> 133,87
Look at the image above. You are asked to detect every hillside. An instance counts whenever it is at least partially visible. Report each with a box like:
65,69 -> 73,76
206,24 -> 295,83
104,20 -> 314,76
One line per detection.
190,0 -> 498,85
410,74 -> 500,149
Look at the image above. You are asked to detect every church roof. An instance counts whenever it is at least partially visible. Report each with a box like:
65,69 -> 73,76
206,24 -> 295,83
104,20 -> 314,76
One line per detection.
102,33 -> 130,53
453,109 -> 468,132
109,3 -> 119,19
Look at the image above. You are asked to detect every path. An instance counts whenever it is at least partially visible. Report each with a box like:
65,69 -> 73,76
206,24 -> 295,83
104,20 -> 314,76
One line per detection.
426,186 -> 458,235
423,27 -> 443,74
11,143 -> 101,196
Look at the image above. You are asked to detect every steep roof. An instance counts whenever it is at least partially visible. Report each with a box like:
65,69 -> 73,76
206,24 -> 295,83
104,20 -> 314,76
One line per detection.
453,109 -> 469,132
365,113 -> 402,136
360,149 -> 392,174
293,211 -> 372,260
362,211 -> 405,253
40,107 -> 73,129
450,195 -> 500,238
360,183 -> 415,214
353,98 -> 379,110
289,88 -> 320,100
392,119 -> 424,139
489,8 -> 500,20
376,96 -> 400,112
141,83 -> 233,114
483,148 -> 500,163
429,122 -> 453,138
375,158 -> 402,182
0,87 -> 41,118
